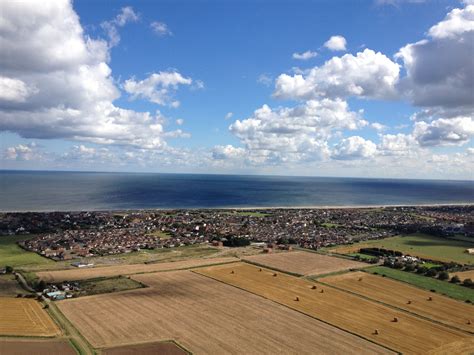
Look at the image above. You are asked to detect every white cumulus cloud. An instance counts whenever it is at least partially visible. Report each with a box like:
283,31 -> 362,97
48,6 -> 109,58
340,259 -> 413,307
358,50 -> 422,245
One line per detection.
123,71 -> 193,107
324,35 -> 347,51
292,50 -> 318,60
151,21 -> 172,36
274,49 -> 400,101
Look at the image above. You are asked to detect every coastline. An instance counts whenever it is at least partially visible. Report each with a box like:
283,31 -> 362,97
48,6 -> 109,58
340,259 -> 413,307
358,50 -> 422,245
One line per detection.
1,202 -> 473,213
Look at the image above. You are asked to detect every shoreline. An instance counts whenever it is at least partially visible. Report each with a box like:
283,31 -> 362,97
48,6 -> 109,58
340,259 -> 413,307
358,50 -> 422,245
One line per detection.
1,202 -> 473,214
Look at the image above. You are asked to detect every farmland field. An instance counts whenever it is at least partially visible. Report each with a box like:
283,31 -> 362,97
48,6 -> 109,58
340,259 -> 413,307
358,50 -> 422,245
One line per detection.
0,338 -> 76,355
0,235 -> 53,268
328,234 -> 474,264
103,341 -> 188,355
37,256 -> 238,282
70,276 -> 145,297
0,274 -> 25,296
0,298 -> 60,336
452,269 -> 474,282
243,251 -> 367,276
366,266 -> 474,302
196,263 -> 473,354
319,271 -> 473,333
58,270 -> 392,354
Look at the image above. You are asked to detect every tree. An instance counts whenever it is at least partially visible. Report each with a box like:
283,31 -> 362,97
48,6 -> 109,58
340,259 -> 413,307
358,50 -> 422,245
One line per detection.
35,280 -> 47,292
5,266 -> 13,273
393,261 -> 404,269
404,263 -> 415,272
462,278 -> 474,288
450,275 -> 461,283
426,268 -> 438,277
438,271 -> 449,281
416,266 -> 427,274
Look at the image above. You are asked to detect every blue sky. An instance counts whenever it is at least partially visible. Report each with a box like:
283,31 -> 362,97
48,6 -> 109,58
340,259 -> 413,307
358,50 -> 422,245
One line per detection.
0,0 -> 473,179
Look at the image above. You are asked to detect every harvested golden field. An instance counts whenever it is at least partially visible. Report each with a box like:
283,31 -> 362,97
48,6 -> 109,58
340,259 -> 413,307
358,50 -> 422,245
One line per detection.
37,256 -> 238,282
0,338 -> 76,355
196,263 -> 473,354
58,270 -> 392,354
319,271 -> 473,333
452,269 -> 474,282
0,298 -> 60,336
103,341 -> 188,355
243,251 -> 367,276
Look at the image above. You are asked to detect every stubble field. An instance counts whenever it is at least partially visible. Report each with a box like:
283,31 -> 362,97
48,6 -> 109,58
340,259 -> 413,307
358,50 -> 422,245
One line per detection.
0,298 -> 60,336
37,256 -> 238,282
451,269 -> 474,282
319,271 -> 473,333
196,263 -> 473,354
243,251 -> 367,276
57,270 -> 392,354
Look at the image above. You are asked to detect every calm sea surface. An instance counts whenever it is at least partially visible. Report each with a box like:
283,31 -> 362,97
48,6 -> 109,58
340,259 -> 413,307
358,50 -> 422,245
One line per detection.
0,170 -> 473,212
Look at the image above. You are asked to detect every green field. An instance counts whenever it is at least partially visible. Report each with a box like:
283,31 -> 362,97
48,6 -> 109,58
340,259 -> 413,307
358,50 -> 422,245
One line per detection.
332,233 -> 474,264
0,235 -> 53,269
224,211 -> 270,217
147,230 -> 172,239
25,244 -> 220,272
347,253 -> 378,261
366,266 -> 474,303
71,276 -> 144,297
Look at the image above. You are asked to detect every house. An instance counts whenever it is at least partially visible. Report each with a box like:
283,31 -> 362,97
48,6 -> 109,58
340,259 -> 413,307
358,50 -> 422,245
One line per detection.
46,291 -> 66,300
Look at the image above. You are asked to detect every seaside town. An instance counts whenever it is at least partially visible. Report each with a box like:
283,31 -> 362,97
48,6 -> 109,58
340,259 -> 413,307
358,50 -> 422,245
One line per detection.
0,206 -> 472,261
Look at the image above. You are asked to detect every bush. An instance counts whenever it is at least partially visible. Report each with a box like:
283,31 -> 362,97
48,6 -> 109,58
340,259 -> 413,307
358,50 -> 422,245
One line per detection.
438,271 -> 449,281
426,268 -> 438,277
404,263 -> 415,272
462,278 -> 474,288
5,266 -> 13,273
416,266 -> 428,274
450,275 -> 461,283
393,261 -> 404,269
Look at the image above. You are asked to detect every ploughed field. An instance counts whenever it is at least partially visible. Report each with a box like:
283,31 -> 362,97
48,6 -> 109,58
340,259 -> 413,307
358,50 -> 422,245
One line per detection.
196,263 -> 473,354
242,251 -> 367,276
319,271 -> 473,333
102,341 -> 188,355
0,298 -> 60,336
37,256 -> 238,282
0,338 -> 75,355
57,270 -> 392,354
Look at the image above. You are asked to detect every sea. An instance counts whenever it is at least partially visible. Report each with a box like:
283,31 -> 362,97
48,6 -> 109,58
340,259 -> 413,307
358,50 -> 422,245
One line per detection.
0,170 -> 473,212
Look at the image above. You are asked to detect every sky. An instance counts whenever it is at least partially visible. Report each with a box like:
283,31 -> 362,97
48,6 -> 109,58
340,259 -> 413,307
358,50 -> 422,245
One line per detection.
0,0 -> 473,180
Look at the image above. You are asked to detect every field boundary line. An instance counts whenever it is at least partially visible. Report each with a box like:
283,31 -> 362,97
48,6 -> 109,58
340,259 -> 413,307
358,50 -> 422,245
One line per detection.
241,260 -> 303,277
98,339 -> 192,355
317,277 -> 474,335
191,269 -> 400,355
45,300 -> 95,355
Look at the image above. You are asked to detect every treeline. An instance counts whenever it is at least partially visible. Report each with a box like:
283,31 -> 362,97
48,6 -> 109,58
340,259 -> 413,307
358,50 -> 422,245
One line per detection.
360,247 -> 402,257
